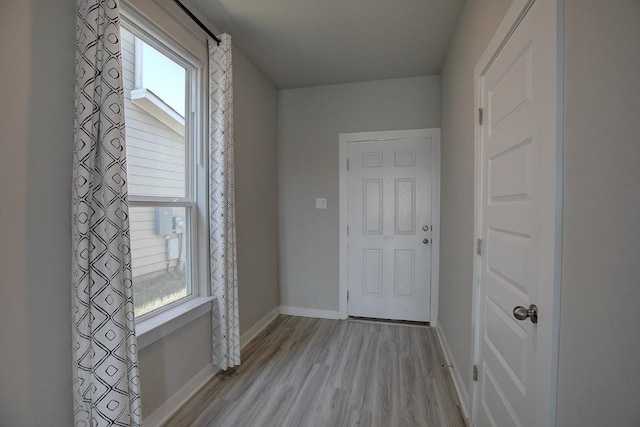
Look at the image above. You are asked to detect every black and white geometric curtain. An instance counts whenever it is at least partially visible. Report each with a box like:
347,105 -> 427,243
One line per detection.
72,0 -> 142,425
208,34 -> 241,370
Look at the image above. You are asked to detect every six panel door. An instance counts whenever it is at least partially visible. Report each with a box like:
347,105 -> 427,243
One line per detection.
347,138 -> 433,322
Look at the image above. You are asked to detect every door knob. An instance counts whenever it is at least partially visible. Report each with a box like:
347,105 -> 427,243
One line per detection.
422,239 -> 429,244
422,225 -> 430,231
513,304 -> 538,324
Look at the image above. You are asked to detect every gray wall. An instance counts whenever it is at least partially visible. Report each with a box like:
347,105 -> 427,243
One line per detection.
0,1 -> 32,423
0,0 -> 76,424
0,0 -> 279,422
438,0 -> 511,395
558,1 -> 640,425
138,313 -> 212,415
278,76 -> 440,311
233,47 -> 280,334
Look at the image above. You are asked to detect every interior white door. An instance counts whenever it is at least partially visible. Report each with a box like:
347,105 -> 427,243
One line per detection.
475,0 -> 560,426
347,137 -> 433,322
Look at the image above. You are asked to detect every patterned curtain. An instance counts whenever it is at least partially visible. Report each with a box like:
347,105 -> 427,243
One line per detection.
72,0 -> 142,425
208,34 -> 240,370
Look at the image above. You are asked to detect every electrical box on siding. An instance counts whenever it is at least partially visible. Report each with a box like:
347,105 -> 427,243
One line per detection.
156,207 -> 173,235
166,237 -> 179,260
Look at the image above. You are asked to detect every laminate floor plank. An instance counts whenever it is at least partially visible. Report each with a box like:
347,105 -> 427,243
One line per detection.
399,355 -> 429,427
251,385 -> 299,427
347,328 -> 378,413
307,386 -> 351,427
162,315 -> 466,427
346,410 -> 373,427
281,363 -> 332,427
326,322 -> 364,390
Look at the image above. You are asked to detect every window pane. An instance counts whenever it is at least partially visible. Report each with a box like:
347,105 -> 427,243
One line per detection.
130,206 -> 191,317
141,43 -> 186,116
121,27 -> 187,199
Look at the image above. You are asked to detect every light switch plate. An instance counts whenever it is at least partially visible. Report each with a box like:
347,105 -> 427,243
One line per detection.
315,198 -> 327,209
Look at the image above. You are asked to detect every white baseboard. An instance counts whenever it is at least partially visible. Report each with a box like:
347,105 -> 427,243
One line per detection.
142,363 -> 216,427
435,324 -> 470,424
240,306 -> 280,350
279,305 -> 341,319
143,306 -> 281,427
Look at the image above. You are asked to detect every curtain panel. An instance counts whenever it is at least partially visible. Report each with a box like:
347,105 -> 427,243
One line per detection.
208,34 -> 241,370
72,0 -> 142,425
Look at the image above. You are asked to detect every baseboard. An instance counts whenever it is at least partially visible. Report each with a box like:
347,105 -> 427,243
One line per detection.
143,307 -> 280,427
142,363 -> 216,427
279,305 -> 340,319
435,324 -> 470,424
240,306 -> 280,350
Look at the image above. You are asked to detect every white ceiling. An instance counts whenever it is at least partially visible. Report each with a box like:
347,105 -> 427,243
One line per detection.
192,0 -> 464,89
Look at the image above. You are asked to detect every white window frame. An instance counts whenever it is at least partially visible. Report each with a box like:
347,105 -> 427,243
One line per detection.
120,6 -> 211,346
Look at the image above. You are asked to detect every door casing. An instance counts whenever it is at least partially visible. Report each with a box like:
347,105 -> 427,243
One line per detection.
471,0 -> 564,425
339,129 -> 441,323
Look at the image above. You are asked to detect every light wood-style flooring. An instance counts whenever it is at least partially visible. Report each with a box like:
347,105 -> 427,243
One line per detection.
164,315 -> 466,427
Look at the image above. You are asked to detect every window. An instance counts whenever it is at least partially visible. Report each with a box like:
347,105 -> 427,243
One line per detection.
120,20 -> 204,319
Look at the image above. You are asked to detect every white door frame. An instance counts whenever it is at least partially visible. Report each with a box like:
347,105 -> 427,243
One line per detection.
471,0 -> 563,425
339,128 -> 441,323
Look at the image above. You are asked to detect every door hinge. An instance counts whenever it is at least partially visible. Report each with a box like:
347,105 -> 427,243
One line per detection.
473,365 -> 478,381
347,158 -> 350,170
478,108 -> 484,125
476,238 -> 483,256
347,290 -> 350,301
347,225 -> 349,236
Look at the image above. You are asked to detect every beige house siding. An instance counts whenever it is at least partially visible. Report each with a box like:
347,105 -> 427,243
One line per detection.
122,28 -> 185,278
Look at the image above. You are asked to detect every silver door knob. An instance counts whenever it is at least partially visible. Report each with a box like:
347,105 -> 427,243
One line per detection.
422,239 -> 429,244
513,304 -> 538,324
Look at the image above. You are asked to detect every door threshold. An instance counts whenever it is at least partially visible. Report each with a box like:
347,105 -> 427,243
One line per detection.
348,316 -> 430,328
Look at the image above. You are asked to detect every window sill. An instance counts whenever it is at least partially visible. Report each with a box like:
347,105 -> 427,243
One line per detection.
136,296 -> 214,350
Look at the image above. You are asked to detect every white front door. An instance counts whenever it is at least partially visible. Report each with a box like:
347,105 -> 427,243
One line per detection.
474,0 -> 561,426
345,131 -> 438,322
